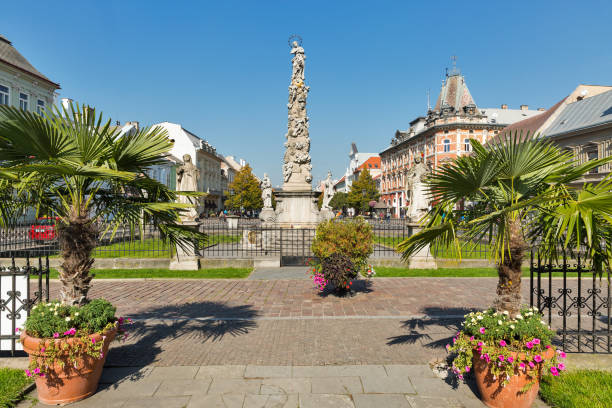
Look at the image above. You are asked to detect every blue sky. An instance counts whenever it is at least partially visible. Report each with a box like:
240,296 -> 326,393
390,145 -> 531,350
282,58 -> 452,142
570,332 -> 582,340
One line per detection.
3,0 -> 612,186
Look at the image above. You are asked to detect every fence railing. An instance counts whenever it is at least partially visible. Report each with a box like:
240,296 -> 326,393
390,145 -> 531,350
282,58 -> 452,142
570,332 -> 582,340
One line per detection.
0,255 -> 49,355
530,250 -> 611,353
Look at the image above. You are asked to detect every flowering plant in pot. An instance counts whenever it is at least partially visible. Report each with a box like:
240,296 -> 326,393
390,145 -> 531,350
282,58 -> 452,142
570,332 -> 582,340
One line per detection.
447,307 -> 566,408
17,300 -> 132,405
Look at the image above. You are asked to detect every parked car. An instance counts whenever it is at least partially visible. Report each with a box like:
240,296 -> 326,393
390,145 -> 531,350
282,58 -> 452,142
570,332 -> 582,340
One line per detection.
29,217 -> 59,241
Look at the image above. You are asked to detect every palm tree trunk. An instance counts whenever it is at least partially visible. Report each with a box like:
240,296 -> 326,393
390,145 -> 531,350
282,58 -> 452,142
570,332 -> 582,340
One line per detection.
57,214 -> 97,306
494,218 -> 525,316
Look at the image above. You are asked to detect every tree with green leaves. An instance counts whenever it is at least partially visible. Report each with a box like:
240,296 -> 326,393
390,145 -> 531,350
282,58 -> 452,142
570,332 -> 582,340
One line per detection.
347,169 -> 379,214
0,104 -> 205,305
329,191 -> 348,211
224,164 -> 263,211
398,135 -> 612,315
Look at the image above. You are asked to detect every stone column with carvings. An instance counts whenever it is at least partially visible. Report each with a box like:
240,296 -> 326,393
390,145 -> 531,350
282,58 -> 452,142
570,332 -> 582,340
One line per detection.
282,40 -> 313,191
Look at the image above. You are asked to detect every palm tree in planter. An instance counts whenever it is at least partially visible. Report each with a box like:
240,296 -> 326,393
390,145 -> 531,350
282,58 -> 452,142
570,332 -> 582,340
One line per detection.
0,104 -> 206,404
399,135 -> 612,407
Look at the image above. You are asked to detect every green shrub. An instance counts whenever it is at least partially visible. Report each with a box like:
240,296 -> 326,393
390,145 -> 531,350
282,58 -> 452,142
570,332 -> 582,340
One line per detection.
311,218 -> 373,271
23,299 -> 117,338
320,253 -> 357,294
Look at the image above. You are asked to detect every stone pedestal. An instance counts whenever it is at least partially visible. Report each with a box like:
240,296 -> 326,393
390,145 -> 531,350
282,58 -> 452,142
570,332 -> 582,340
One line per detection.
170,221 -> 200,270
259,207 -> 276,223
226,215 -> 239,229
274,190 -> 321,228
319,207 -> 335,221
406,223 -> 436,269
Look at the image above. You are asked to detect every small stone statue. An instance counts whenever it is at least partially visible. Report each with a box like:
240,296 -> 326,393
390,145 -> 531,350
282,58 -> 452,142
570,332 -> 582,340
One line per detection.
261,173 -> 273,209
290,41 -> 305,83
405,157 -> 431,223
322,171 -> 334,209
176,154 -> 200,221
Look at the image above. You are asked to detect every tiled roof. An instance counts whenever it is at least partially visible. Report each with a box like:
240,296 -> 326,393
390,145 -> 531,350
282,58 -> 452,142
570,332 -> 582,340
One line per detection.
0,35 -> 59,88
354,156 -> 381,173
545,90 -> 612,137
498,98 -> 567,141
434,73 -> 477,112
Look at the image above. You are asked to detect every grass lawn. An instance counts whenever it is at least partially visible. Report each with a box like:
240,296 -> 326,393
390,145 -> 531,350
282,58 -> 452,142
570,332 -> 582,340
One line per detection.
0,368 -> 31,408
539,370 -> 612,408
373,236 -> 491,259
49,267 -> 252,279
373,266 -> 583,278
205,234 -> 242,246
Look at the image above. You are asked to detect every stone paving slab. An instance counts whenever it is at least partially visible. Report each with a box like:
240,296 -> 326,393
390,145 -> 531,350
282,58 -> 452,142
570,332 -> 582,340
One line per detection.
20,364 -> 550,408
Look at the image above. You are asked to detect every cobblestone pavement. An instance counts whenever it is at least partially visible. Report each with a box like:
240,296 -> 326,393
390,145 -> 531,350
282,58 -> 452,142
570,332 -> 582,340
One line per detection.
36,277 -> 594,366
20,364 -> 550,408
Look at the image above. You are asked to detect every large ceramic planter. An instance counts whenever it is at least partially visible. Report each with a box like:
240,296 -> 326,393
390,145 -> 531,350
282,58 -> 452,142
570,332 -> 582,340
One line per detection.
472,347 -> 555,408
21,326 -> 117,405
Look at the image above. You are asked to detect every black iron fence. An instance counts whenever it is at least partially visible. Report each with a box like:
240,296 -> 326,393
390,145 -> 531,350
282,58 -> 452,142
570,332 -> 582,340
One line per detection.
0,223 -> 173,259
0,255 -> 49,355
530,250 -> 611,353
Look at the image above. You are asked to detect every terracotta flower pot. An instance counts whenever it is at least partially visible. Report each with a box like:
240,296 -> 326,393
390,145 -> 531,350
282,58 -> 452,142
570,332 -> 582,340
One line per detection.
21,326 -> 117,405
472,347 -> 555,408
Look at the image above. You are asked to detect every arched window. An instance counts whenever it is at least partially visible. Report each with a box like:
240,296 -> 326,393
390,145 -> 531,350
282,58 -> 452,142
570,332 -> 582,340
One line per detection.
443,139 -> 451,153
464,138 -> 471,152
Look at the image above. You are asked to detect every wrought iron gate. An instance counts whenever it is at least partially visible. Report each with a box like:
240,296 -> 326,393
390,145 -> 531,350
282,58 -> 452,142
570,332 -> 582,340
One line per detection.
530,251 -> 610,353
280,228 -> 316,266
0,255 -> 49,355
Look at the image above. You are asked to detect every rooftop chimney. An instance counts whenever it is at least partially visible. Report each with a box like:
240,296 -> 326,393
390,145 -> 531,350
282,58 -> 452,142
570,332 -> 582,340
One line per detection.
537,107 -> 545,112
520,105 -> 529,110
125,121 -> 140,130
501,104 -> 508,109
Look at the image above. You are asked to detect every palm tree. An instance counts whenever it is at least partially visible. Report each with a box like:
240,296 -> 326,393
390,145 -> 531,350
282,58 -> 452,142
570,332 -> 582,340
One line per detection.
398,134 -> 612,315
0,103 -> 205,305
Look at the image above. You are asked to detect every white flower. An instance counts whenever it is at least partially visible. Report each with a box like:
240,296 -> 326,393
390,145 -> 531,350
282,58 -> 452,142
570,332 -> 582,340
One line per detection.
65,317 -> 71,322
503,311 -> 509,315
74,312 -> 79,317
510,325 -> 515,329
498,320 -> 503,325
477,315 -> 483,320
516,315 -> 523,320
541,320 -> 547,325
54,312 -> 58,316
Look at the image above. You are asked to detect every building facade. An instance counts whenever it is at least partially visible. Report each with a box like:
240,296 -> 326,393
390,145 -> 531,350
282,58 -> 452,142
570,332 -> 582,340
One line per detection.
0,34 -> 59,113
380,66 -> 541,217
334,143 -> 379,193
501,85 -> 612,187
153,122 -> 226,212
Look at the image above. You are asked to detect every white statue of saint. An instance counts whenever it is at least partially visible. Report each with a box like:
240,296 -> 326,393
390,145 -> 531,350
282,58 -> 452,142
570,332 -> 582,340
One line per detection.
322,171 -> 334,209
290,41 -> 305,83
405,157 -> 431,222
261,173 -> 273,209
176,154 -> 200,221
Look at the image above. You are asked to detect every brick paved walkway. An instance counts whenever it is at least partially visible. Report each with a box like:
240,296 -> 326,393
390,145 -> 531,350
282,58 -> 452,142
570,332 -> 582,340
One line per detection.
38,277 -> 549,367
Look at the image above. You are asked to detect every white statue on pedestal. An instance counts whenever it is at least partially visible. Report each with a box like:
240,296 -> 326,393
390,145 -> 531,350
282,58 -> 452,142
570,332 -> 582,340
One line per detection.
322,171 -> 334,209
176,154 -> 199,221
261,174 -> 273,209
405,157 -> 431,223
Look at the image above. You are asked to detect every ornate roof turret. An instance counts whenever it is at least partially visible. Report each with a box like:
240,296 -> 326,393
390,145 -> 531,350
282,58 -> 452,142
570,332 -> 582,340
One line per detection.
433,59 -> 478,116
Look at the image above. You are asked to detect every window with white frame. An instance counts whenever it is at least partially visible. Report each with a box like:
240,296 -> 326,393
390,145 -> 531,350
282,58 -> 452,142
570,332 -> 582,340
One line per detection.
37,99 -> 45,114
19,93 -> 28,110
0,84 -> 9,105
464,138 -> 471,152
443,139 -> 451,152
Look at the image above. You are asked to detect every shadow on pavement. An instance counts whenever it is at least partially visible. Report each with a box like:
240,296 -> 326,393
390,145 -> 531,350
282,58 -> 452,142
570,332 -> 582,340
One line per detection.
101,301 -> 259,386
386,307 -> 476,349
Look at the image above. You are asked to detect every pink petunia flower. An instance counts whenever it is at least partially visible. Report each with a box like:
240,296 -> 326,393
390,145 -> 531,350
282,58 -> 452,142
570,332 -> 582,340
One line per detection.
498,355 -> 505,362
53,332 -> 59,338
528,361 -> 535,369
559,351 -> 567,358
33,368 -> 40,374
477,341 -> 484,346
525,341 -> 533,349
92,338 -> 96,344
465,366 -> 470,372
479,327 -> 486,334
533,355 -> 543,363
40,347 -> 45,353
557,363 -> 566,371
532,338 -> 541,345
519,362 -> 526,370
550,367 -> 559,376
470,336 -> 474,341
499,340 -> 507,347
507,356 -> 514,363
25,370 -> 31,377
